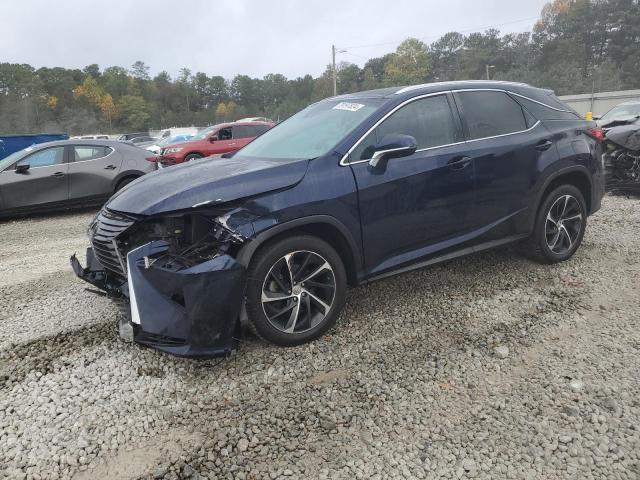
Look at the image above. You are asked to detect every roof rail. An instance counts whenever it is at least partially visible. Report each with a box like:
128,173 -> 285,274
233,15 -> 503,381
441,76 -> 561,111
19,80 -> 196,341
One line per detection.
395,80 -> 531,95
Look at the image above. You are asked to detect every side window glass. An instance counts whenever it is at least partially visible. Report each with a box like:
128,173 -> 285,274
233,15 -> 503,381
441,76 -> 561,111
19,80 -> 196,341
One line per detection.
18,147 -> 65,167
349,95 -> 460,162
254,125 -> 271,136
456,91 -> 527,140
350,130 -> 378,162
72,146 -> 112,162
514,96 -> 580,121
233,126 -> 256,139
218,128 -> 232,140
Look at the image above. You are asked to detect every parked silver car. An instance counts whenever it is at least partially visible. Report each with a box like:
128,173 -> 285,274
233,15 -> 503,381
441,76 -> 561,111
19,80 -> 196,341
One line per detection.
0,140 -> 156,217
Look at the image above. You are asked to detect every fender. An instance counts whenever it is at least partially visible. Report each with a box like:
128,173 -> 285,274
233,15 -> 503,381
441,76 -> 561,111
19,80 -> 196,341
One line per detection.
528,164 -> 593,231
236,214 -> 363,278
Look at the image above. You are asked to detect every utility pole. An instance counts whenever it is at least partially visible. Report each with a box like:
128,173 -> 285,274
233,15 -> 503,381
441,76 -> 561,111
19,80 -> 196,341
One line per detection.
486,64 -> 495,80
332,45 -> 337,96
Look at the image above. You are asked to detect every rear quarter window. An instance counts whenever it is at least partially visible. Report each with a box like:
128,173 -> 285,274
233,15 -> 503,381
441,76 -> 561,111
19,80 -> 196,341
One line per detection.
512,95 -> 581,121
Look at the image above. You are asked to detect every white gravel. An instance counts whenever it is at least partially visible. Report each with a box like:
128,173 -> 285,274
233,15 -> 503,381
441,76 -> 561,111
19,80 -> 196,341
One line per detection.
0,197 -> 639,480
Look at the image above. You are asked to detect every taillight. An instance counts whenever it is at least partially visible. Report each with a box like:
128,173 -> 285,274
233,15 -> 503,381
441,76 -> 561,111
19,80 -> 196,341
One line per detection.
586,127 -> 605,142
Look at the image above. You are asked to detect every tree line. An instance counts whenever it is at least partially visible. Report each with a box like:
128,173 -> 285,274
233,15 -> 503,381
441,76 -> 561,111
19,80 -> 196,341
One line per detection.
1,0 -> 639,135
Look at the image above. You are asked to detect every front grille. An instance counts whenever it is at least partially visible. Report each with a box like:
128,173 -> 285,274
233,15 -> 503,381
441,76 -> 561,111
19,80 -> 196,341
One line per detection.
90,209 -> 135,277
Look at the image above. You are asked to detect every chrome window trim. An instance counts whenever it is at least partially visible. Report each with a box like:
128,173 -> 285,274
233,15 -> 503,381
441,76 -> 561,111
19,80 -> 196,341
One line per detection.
0,163 -> 66,173
340,88 -> 548,167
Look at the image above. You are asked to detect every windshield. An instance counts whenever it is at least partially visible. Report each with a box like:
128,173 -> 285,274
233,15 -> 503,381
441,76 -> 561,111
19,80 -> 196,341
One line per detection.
237,98 -> 385,161
0,146 -> 33,172
601,103 -> 640,121
191,126 -> 216,140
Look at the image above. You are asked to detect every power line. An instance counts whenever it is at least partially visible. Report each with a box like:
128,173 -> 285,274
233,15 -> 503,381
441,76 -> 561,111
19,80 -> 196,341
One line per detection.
339,15 -> 539,50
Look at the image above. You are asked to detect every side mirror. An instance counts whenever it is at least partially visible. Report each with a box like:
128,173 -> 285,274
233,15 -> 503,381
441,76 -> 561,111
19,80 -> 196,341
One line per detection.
369,134 -> 417,169
209,136 -> 216,143
15,164 -> 30,174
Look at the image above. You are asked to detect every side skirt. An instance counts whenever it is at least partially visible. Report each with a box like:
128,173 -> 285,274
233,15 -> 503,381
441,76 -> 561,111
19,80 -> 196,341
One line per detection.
366,234 -> 528,283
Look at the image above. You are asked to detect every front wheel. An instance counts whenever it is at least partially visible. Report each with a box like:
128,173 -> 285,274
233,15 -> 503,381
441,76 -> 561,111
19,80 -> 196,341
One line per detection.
184,153 -> 202,162
527,185 -> 587,264
245,236 -> 347,346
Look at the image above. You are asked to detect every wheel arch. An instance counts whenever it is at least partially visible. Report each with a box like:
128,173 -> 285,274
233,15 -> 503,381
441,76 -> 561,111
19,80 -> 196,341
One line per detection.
237,215 -> 362,286
538,166 -> 592,214
534,166 -> 593,221
112,170 -> 143,192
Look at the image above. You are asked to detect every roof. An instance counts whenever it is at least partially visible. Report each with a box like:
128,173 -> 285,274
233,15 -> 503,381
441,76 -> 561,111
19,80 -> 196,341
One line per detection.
331,80 -> 542,101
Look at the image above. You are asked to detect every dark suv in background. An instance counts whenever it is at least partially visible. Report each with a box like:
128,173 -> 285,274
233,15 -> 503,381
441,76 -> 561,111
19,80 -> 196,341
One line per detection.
73,80 -> 604,357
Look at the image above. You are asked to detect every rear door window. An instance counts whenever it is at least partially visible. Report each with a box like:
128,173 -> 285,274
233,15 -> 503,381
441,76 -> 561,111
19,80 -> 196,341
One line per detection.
253,125 -> 272,136
233,125 -> 257,139
72,146 -> 113,162
455,91 -> 528,140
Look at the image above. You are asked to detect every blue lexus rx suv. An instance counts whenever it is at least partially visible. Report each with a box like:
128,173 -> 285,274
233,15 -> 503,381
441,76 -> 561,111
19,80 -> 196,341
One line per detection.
72,80 -> 605,357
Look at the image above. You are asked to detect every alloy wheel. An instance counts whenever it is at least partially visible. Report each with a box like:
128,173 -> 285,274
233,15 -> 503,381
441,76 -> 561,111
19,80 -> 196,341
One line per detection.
544,194 -> 583,255
261,250 -> 336,334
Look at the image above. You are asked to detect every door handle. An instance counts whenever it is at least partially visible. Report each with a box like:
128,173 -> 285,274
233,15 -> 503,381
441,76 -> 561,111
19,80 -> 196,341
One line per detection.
104,165 -> 117,170
535,139 -> 553,151
52,171 -> 65,177
446,156 -> 472,170
229,143 -> 237,146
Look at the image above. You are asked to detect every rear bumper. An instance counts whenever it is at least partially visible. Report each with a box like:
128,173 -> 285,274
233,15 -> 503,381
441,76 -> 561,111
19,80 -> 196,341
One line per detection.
71,243 -> 246,357
591,169 -> 605,214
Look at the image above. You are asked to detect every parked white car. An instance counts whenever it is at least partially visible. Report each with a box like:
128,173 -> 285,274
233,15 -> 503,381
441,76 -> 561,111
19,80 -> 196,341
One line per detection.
153,127 -> 198,140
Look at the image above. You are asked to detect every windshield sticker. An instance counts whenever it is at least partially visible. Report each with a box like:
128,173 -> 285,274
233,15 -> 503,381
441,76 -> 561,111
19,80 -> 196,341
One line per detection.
333,102 -> 365,112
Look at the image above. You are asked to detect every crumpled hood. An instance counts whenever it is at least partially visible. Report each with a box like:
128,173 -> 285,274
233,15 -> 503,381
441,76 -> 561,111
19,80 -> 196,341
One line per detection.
107,156 -> 309,216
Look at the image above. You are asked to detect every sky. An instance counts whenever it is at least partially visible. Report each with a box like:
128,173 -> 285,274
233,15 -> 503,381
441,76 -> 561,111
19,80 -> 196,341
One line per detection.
0,0 -> 550,80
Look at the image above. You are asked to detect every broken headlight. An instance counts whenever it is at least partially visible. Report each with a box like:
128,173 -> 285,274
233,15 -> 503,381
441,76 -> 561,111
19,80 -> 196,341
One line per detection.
119,210 -> 249,271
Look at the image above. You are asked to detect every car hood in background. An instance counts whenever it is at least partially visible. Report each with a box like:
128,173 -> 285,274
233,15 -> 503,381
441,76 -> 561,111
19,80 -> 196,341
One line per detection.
106,156 -> 309,216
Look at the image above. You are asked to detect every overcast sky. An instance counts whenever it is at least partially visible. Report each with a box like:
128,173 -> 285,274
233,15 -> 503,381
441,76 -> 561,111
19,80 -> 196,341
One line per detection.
1,0 -> 549,80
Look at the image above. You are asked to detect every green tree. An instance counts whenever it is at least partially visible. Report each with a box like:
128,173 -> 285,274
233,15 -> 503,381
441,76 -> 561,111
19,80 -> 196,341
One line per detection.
117,95 -> 150,130
383,38 -> 430,85
130,61 -> 150,80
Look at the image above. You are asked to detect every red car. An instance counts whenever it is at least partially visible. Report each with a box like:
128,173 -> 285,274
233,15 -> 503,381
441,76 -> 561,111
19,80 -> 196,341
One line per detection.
156,120 -> 274,167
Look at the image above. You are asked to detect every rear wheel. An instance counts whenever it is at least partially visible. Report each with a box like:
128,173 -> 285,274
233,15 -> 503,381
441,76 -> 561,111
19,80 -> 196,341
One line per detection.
115,176 -> 137,192
184,153 -> 202,162
245,236 -> 347,346
527,185 -> 587,263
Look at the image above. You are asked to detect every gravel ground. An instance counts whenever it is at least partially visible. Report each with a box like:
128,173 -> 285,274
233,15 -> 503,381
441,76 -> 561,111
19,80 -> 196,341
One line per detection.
0,197 -> 639,480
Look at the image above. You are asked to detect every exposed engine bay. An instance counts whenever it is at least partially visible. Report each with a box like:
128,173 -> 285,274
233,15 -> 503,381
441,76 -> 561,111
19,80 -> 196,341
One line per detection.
602,117 -> 640,196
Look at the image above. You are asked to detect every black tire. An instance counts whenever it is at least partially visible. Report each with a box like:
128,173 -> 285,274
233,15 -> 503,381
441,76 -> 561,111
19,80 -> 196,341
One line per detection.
245,235 -> 347,346
115,176 -> 137,192
184,153 -> 202,162
526,184 -> 587,264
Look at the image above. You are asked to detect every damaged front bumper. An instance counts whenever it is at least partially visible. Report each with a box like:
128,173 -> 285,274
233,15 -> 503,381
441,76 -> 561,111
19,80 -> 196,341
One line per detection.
71,241 -> 246,357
